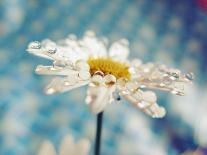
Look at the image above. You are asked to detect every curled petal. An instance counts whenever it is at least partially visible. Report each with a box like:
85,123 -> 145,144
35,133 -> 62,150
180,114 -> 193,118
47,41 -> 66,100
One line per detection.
86,85 -> 116,114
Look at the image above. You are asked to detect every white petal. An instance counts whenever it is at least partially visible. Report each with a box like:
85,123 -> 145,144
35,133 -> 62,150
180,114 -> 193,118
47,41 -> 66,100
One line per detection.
75,60 -> 90,71
27,47 -> 53,60
35,65 -> 78,76
37,140 -> 56,155
45,77 -> 89,95
109,39 -> 129,62
145,103 -> 166,118
120,89 -> 165,118
80,31 -> 107,57
86,85 -> 115,114
59,135 -> 75,155
74,139 -> 91,155
142,91 -> 157,103
103,74 -> 116,85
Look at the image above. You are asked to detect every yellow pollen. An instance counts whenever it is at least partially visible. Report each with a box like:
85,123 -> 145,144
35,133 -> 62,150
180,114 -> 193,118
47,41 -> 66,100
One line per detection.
87,57 -> 130,79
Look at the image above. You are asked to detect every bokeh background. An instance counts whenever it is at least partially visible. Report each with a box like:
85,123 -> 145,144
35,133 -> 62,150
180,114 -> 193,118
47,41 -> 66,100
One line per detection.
0,0 -> 207,155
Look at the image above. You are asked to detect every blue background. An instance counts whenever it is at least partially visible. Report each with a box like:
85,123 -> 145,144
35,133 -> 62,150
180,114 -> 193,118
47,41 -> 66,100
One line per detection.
0,0 -> 207,155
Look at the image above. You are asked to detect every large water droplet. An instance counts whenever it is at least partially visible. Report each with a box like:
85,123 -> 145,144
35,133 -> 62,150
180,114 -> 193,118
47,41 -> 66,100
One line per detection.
185,72 -> 194,81
28,41 -> 41,49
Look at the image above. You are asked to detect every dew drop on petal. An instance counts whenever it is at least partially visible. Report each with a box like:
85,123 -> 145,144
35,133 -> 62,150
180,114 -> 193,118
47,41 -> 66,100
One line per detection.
43,41 -> 57,54
103,74 -> 116,86
142,91 -> 157,102
126,81 -> 138,91
28,41 -> 41,49
112,91 -> 121,101
94,70 -> 104,77
185,72 -> 194,81
91,75 -> 103,85
137,101 -> 151,109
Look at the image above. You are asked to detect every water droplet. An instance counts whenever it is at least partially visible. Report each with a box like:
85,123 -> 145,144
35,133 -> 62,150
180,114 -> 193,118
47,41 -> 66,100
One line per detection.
185,72 -> 194,81
91,74 -> 103,86
28,41 -> 41,49
94,70 -> 104,77
47,47 -> 57,54
126,81 -> 138,91
44,41 -> 57,54
113,91 -> 121,101
163,76 -> 172,85
103,74 -> 116,86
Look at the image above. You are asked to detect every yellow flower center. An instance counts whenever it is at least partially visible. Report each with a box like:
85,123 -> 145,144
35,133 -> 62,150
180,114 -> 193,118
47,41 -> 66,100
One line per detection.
87,57 -> 130,79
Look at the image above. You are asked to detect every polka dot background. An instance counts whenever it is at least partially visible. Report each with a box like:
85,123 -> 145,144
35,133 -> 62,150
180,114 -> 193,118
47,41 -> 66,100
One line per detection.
0,0 -> 207,155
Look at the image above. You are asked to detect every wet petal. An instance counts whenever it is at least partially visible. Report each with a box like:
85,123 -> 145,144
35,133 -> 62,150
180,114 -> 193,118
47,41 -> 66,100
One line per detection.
35,65 -> 78,76
120,88 -> 166,118
86,85 -> 116,114
80,31 -> 107,58
45,77 -> 89,95
109,39 -> 129,62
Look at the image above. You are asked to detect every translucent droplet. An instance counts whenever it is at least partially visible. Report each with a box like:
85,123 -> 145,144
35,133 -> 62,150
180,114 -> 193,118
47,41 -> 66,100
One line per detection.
113,91 -> 121,101
103,74 -> 116,86
137,101 -> 150,109
91,74 -> 103,86
163,76 -> 172,85
44,42 -> 57,54
171,90 -> 185,96
126,81 -> 138,91
142,91 -> 157,102
185,72 -> 194,81
47,47 -> 57,54
28,41 -> 41,49
94,70 -> 104,77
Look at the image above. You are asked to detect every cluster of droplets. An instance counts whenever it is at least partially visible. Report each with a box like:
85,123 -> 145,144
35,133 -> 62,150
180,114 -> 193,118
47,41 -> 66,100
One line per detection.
114,77 -> 166,118
38,59 -> 91,95
27,31 -> 194,117
129,59 -> 194,96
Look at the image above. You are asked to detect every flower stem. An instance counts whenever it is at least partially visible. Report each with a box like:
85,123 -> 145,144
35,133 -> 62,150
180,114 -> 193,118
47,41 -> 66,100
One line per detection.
95,112 -> 103,155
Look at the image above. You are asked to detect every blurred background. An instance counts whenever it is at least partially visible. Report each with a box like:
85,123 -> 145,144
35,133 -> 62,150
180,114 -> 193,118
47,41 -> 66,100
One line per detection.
0,0 -> 207,155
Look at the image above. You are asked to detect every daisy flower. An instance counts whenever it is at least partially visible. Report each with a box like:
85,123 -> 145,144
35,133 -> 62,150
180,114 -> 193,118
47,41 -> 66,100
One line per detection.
37,134 -> 90,155
27,31 -> 193,118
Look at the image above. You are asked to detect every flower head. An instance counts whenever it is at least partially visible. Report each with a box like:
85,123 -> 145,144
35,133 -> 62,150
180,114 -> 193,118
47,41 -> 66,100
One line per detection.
27,31 -> 193,118
37,134 -> 90,155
